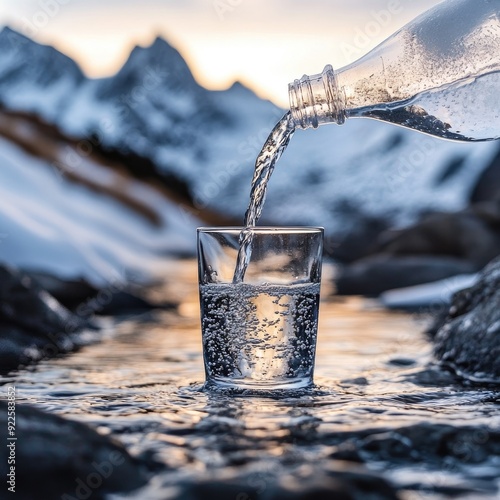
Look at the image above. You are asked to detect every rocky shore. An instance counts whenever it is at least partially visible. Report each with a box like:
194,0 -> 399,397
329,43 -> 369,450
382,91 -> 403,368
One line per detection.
0,265 -> 90,374
432,257 -> 500,382
0,401 -> 146,499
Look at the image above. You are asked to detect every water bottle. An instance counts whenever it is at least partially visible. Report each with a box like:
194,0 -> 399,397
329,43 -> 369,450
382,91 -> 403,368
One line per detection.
288,0 -> 500,142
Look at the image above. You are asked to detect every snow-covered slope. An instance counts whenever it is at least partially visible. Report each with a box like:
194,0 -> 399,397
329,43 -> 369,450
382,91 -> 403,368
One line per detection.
0,26 -> 499,242
0,135 -> 199,285
0,27 -> 84,122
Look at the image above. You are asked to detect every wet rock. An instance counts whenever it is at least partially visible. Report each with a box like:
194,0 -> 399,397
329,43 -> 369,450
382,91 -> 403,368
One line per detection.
325,423 -> 500,497
323,467 -> 399,500
0,265 -> 85,335
387,358 -> 416,367
336,201 -> 500,296
339,377 -> 369,386
0,265 -> 90,373
176,480 -> 259,500
267,470 -> 398,500
401,366 -> 462,386
177,466 -> 398,500
327,422 -> 500,497
20,272 -> 98,310
27,271 -> 175,314
329,443 -> 364,463
0,401 -> 145,499
355,423 -> 499,466
432,257 -> 500,382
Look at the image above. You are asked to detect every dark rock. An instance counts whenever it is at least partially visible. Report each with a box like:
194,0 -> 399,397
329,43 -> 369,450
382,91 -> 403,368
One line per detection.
329,442 -> 364,463
28,271 -> 175,314
323,468 -> 400,500
470,146 -> 500,203
0,265 -> 85,334
95,290 -> 174,315
387,358 -> 416,367
177,480 -> 259,500
325,422 -> 499,497
0,265 -> 90,373
322,423 -> 500,499
326,204 -> 390,263
177,467 -> 398,500
432,257 -> 500,382
376,202 -> 500,265
356,423 -> 499,466
267,470 -> 398,500
434,155 -> 467,185
0,401 -> 145,499
336,201 -> 500,295
336,255 -> 474,296
340,377 -> 369,386
24,271 -> 98,308
401,366 -> 461,386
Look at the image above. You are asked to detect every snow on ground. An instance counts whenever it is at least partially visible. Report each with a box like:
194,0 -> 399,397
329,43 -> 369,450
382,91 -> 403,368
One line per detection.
0,137 -> 200,285
380,274 -> 479,309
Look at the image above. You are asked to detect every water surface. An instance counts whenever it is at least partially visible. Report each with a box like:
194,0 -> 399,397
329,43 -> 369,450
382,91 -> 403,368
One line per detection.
4,260 -> 499,499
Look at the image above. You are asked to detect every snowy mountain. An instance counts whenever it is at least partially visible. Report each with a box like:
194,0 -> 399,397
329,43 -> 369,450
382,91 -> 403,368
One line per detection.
0,26 -> 499,281
0,27 -> 84,122
0,123 -> 200,286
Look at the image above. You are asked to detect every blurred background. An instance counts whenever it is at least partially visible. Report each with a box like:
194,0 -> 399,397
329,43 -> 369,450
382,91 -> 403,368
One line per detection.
4,4 -> 500,499
1,0 -> 442,105
1,0 -> 500,296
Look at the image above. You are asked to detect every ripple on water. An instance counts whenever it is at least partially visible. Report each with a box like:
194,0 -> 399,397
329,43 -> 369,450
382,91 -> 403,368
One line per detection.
4,261 -> 500,499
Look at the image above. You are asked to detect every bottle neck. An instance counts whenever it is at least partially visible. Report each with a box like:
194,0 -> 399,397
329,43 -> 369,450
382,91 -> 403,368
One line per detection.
288,65 -> 347,130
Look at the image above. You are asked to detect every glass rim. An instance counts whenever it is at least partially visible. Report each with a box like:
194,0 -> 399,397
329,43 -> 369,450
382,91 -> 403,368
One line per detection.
197,226 -> 324,234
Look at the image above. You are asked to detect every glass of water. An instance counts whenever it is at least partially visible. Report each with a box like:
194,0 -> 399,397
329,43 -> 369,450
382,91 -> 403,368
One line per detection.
197,227 -> 323,391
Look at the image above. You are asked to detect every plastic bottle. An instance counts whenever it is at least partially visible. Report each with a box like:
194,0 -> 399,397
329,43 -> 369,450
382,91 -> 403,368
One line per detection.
288,0 -> 500,142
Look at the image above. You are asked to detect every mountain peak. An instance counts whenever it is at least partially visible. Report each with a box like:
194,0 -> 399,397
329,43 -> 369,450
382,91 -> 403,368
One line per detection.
96,34 -> 198,99
150,35 -> 172,50
0,26 -> 35,51
0,25 -> 84,80
0,26 -> 84,122
128,35 -> 192,71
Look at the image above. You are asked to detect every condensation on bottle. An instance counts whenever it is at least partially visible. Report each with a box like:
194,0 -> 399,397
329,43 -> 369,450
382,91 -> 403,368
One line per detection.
289,0 -> 500,142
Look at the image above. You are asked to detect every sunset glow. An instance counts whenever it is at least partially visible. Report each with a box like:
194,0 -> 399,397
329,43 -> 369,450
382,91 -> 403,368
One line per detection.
0,0 -> 442,106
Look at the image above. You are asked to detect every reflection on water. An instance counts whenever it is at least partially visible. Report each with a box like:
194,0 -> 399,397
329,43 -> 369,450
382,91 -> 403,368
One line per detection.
5,260 -> 500,499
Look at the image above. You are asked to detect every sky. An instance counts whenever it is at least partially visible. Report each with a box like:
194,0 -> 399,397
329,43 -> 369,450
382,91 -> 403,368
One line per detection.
0,0 -> 442,106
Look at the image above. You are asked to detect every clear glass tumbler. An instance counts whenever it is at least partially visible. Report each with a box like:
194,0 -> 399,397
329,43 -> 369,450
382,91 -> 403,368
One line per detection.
198,227 -> 324,391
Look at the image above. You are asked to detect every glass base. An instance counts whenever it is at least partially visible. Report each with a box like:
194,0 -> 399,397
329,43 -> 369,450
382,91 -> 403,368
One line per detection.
204,375 -> 313,392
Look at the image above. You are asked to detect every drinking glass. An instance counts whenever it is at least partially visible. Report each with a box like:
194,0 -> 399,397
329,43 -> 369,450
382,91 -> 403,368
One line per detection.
198,227 -> 323,391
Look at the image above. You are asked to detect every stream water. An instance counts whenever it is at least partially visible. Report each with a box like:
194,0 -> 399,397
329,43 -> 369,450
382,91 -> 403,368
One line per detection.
3,260 -> 500,499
